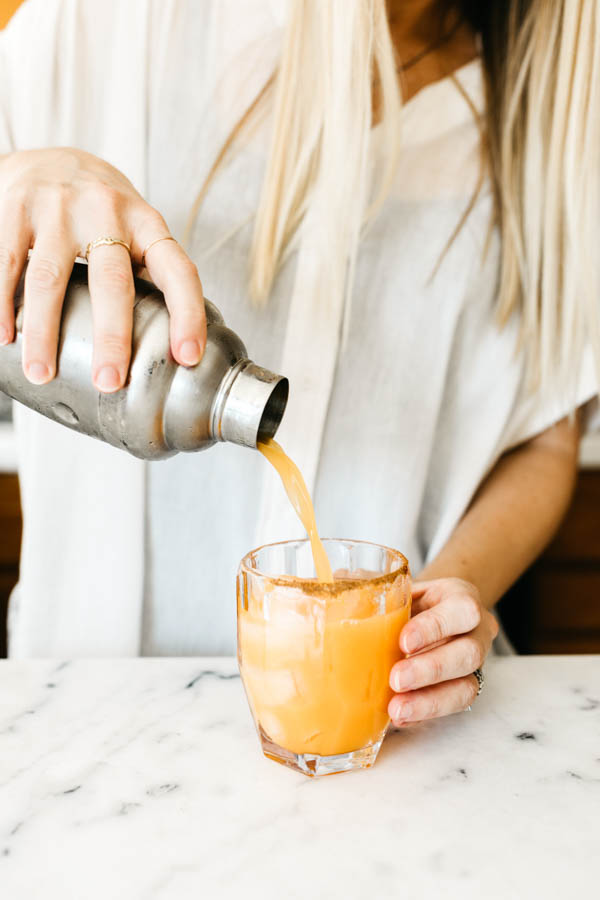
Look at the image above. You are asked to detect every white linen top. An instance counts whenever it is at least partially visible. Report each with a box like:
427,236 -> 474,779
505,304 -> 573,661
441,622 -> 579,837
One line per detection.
1,0 -> 597,657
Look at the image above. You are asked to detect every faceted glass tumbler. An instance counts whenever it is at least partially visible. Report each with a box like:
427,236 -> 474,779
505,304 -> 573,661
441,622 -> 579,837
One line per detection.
237,538 -> 411,776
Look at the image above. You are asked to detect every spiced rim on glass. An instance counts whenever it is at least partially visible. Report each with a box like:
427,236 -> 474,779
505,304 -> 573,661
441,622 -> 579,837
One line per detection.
237,537 -> 412,777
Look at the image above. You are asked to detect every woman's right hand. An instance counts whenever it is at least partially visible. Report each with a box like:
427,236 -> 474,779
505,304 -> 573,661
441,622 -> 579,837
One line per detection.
0,148 -> 207,392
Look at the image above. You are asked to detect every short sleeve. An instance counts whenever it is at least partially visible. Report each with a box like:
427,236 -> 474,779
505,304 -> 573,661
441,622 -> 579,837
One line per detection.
505,343 -> 600,449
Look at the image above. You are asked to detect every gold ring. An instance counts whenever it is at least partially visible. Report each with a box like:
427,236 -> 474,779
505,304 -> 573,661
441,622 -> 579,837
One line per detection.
85,237 -> 131,260
141,235 -> 177,267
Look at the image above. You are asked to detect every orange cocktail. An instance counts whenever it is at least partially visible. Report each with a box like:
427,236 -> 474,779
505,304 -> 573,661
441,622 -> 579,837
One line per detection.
237,538 -> 411,776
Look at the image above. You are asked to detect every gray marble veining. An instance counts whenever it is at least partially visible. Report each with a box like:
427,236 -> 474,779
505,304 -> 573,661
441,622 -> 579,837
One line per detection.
1,656 -> 599,899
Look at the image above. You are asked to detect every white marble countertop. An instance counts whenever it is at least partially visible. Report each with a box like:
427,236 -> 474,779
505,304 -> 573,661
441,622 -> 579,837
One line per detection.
1,656 -> 599,900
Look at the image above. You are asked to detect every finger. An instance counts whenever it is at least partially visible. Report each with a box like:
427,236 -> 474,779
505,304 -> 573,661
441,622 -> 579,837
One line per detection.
136,224 -> 206,367
23,226 -> 77,384
388,675 -> 479,725
390,632 -> 486,693
400,589 -> 481,654
409,595 -> 432,618
391,721 -> 425,730
0,204 -> 30,345
407,581 -> 449,618
409,580 -> 433,601
87,243 -> 135,392
409,579 -> 452,606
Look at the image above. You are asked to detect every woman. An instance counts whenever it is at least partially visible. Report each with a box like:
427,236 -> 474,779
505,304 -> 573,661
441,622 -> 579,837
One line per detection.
0,0 -> 598,729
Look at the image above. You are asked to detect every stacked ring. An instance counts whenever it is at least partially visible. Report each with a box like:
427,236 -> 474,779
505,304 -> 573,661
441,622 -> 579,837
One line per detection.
85,236 -> 131,260
141,235 -> 177,267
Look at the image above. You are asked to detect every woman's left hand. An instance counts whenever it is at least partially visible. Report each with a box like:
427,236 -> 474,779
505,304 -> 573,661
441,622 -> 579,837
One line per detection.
388,578 -> 499,726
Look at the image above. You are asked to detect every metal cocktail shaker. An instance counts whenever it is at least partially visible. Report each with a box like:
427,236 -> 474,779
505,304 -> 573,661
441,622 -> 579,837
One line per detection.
0,261 -> 288,459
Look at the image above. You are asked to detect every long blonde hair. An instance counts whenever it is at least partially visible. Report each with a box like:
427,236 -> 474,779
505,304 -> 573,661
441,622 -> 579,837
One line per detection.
485,0 -> 600,393
189,0 -> 600,394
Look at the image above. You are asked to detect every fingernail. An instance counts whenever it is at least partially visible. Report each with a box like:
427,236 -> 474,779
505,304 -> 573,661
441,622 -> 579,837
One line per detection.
95,365 -> 121,393
392,700 -> 412,722
403,630 -> 422,654
0,325 -> 11,346
26,361 -> 51,384
179,339 -> 201,367
393,669 -> 413,692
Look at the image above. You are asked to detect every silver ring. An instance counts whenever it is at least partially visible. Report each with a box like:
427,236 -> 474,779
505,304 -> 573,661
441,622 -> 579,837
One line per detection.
465,669 -> 484,712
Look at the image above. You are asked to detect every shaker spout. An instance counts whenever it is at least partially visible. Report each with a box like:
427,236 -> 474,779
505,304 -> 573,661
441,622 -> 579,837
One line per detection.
212,360 -> 289,448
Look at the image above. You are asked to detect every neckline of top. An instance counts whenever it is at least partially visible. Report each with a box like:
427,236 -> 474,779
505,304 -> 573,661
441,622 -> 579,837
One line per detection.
404,55 -> 482,111
373,56 -> 484,144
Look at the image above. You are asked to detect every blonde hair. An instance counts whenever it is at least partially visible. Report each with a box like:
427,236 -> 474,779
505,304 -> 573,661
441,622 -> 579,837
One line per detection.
189,0 -> 600,394
491,0 -> 600,392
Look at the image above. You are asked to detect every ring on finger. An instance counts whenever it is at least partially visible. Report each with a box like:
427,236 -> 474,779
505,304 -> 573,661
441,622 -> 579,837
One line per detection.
465,667 -> 485,712
141,235 -> 177,267
85,236 -> 131,260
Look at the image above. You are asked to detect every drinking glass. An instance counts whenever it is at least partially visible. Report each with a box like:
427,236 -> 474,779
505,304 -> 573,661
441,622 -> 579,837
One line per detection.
237,538 -> 411,776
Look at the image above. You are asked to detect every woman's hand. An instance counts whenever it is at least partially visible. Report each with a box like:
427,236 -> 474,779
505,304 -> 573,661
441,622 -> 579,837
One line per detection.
0,148 -> 206,391
388,578 -> 499,725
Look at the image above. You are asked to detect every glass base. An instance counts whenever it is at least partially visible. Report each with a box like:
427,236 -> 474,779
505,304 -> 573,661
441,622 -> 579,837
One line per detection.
258,726 -> 384,776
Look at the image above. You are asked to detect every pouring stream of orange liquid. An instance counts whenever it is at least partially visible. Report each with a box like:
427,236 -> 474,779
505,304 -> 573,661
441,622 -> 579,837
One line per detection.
257,439 -> 334,583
